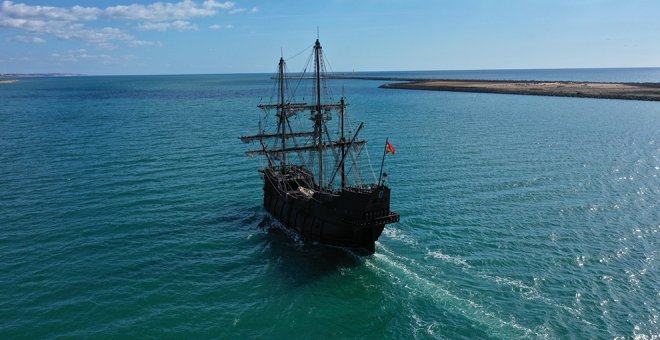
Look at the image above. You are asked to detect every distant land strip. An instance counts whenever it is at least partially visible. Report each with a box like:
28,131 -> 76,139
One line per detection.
1,73 -> 82,78
379,79 -> 660,101
324,75 -> 660,102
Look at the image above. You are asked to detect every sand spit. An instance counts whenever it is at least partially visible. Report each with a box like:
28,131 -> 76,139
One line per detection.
380,80 -> 660,101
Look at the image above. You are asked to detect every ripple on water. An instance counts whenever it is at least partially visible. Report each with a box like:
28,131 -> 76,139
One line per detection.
1,73 -> 659,338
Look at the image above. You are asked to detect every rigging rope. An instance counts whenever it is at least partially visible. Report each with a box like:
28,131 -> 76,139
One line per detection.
289,51 -> 313,100
251,40 -> 380,188
285,43 -> 314,62
364,143 -> 378,184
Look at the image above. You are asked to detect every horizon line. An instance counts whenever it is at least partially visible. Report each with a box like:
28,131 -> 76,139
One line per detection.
3,66 -> 660,78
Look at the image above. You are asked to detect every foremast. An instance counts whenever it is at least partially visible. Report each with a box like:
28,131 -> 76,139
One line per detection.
241,57 -> 311,171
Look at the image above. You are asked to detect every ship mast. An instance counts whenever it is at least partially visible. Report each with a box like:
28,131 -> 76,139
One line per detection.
314,39 -> 324,189
340,97 -> 346,190
242,38 -> 370,191
278,57 -> 286,170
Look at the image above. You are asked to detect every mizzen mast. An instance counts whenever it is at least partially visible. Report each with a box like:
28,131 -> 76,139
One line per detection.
340,96 -> 346,190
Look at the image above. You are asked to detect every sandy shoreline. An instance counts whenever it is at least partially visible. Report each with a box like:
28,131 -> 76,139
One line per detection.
0,80 -> 19,84
379,79 -> 660,101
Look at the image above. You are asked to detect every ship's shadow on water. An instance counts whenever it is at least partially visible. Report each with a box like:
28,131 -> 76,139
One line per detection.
257,214 -> 363,285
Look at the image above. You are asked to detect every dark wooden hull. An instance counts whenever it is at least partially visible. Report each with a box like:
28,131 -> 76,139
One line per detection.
262,168 -> 399,254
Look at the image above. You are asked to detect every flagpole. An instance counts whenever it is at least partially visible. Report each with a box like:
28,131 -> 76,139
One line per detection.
378,138 -> 388,187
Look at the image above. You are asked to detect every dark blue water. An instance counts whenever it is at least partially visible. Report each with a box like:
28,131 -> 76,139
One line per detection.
1,69 -> 658,338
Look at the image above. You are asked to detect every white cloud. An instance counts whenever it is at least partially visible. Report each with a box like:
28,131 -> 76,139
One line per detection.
203,0 -> 235,9
0,0 -> 238,47
0,14 -> 134,47
138,20 -> 198,31
52,49 -> 111,63
78,27 -> 133,43
1,1 -> 100,21
129,39 -> 163,47
104,0 -> 234,21
228,7 -> 257,14
50,49 -> 137,64
0,0 -> 236,23
0,56 -> 36,62
11,35 -> 46,43
0,2 -> 133,47
209,24 -> 233,30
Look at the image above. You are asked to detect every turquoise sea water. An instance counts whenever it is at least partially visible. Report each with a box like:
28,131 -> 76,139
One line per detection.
1,69 -> 658,338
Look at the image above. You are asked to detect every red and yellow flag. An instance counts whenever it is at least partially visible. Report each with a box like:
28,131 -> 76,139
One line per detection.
386,140 -> 396,155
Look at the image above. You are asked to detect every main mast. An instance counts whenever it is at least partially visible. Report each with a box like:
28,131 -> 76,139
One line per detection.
278,57 -> 286,170
314,39 -> 323,189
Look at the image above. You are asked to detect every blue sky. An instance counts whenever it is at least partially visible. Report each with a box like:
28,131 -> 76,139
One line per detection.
1,0 -> 659,75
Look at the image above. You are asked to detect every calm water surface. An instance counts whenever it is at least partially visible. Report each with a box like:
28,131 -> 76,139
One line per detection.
1,69 -> 658,338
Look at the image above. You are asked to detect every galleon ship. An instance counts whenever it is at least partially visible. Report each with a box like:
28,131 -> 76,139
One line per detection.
240,38 -> 399,254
